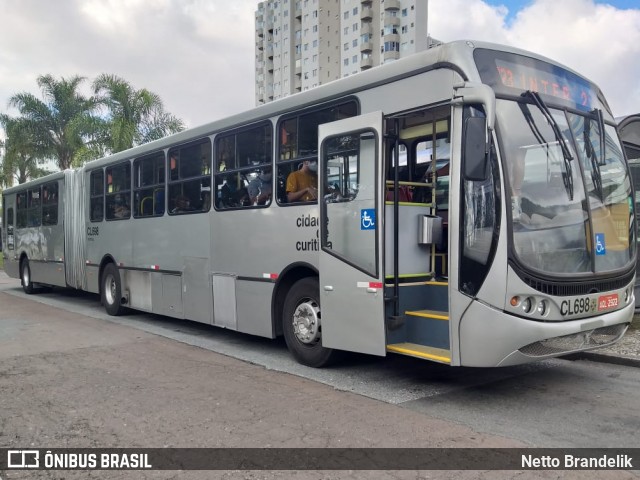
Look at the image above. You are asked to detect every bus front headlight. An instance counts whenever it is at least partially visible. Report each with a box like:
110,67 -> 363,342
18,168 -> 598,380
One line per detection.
536,300 -> 547,316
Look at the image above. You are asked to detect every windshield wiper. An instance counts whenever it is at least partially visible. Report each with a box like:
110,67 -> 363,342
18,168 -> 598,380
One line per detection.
520,91 -> 574,200
583,110 -> 604,202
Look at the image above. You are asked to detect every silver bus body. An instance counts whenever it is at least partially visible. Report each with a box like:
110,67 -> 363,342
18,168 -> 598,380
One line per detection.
2,40 -> 635,367
617,113 -> 640,310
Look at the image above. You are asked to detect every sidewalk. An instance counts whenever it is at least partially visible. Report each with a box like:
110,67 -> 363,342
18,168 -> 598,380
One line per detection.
574,314 -> 640,367
0,269 -> 638,366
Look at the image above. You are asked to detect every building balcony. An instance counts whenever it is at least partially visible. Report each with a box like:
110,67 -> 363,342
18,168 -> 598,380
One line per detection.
383,50 -> 400,61
360,40 -> 373,53
360,0 -> 372,6
360,6 -> 373,21
384,0 -> 400,10
295,8 -> 301,19
360,57 -> 373,69
384,14 -> 401,27
267,59 -> 274,72
257,39 -> 264,50
295,64 -> 302,76
360,23 -> 372,36
383,33 -> 400,44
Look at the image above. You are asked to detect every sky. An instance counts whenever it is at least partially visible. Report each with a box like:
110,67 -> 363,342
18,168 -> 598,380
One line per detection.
0,0 -> 639,133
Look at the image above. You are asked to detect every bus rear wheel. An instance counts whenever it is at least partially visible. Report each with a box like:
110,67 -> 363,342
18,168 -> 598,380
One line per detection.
101,263 -> 125,316
282,277 -> 336,368
21,258 -> 35,295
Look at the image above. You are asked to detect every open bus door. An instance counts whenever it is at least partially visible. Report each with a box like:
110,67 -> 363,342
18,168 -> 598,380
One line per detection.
318,111 -> 386,356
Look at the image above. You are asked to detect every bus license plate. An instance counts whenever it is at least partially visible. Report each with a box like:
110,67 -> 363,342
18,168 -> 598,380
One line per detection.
598,294 -> 618,311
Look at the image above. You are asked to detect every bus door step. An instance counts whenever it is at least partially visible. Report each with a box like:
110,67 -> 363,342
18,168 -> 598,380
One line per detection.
386,343 -> 451,364
404,309 -> 449,320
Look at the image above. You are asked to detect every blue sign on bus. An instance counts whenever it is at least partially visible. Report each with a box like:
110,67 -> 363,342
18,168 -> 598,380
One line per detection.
361,209 -> 376,230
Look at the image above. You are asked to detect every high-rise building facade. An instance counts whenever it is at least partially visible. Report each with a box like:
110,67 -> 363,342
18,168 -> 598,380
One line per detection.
255,0 -> 428,105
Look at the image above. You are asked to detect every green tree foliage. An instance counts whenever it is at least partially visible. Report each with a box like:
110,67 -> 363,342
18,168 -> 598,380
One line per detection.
8,75 -> 102,171
0,115 -> 52,185
93,74 -> 185,153
1,74 -> 185,180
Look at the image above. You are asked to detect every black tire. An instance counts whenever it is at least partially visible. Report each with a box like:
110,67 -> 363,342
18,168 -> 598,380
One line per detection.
101,263 -> 125,316
20,258 -> 35,295
282,277 -> 336,367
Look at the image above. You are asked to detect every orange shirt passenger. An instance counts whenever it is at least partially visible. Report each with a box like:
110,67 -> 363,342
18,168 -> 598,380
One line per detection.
286,160 -> 318,203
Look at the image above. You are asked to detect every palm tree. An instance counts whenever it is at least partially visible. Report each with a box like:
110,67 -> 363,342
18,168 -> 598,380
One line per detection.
93,74 -> 185,153
8,75 -> 101,171
0,115 -> 51,185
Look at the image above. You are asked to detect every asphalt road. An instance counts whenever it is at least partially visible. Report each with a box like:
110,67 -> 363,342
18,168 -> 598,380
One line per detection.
0,275 -> 638,479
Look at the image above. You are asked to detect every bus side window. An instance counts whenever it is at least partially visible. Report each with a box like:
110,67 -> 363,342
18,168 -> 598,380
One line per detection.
105,162 -> 131,221
16,193 -> 26,228
214,122 -> 272,210
28,187 -> 41,227
168,138 -> 212,215
133,151 -> 165,218
90,170 -> 104,222
276,100 -> 358,205
42,181 -> 59,226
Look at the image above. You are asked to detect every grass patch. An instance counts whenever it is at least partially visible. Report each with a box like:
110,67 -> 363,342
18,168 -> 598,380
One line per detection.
0,254 -> 4,271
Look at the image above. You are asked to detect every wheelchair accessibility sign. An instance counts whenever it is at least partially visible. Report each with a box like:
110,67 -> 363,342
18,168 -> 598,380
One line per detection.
361,209 -> 376,230
595,233 -> 606,255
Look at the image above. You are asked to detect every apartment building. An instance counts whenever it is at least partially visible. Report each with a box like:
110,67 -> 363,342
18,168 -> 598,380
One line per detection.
255,0 -> 429,105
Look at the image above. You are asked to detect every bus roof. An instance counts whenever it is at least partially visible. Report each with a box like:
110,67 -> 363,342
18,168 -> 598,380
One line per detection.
3,39 -> 605,189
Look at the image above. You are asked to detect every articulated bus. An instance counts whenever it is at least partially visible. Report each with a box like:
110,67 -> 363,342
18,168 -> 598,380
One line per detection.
617,113 -> 640,309
2,40 -> 636,368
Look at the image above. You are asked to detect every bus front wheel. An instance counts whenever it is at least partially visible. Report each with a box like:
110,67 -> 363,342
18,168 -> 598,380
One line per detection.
282,277 -> 336,368
101,263 -> 125,316
21,258 -> 35,295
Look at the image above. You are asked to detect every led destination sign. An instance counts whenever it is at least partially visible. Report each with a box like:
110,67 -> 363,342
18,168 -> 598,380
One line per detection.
475,48 -> 599,111
495,59 -> 593,109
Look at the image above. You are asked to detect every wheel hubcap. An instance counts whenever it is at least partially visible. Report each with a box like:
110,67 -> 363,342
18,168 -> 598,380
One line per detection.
105,274 -> 116,305
292,298 -> 321,344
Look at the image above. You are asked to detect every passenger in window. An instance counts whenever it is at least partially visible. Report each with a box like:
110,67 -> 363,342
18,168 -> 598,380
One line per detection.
286,160 -> 318,203
113,195 -> 130,218
171,194 -> 194,213
248,167 -> 273,205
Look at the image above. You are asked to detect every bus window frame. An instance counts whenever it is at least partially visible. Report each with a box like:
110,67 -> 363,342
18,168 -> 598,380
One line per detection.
167,137 -> 212,216
275,97 -> 360,207
89,169 -> 105,223
133,151 -> 166,219
105,161 -> 132,222
41,180 -> 59,226
214,120 -> 274,212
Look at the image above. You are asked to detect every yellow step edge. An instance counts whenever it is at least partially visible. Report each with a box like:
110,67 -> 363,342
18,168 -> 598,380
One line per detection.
385,273 -> 431,279
384,201 -> 432,207
383,280 -> 449,287
384,273 -> 449,287
405,309 -> 449,320
386,343 -> 451,364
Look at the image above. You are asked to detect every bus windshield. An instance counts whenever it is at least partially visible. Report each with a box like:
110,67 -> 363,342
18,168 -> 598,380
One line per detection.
496,98 -> 635,275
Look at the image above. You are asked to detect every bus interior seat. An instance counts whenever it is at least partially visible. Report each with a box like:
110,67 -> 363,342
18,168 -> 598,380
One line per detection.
140,197 -> 153,216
